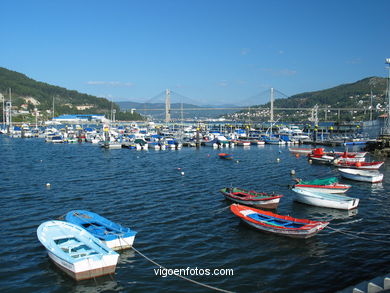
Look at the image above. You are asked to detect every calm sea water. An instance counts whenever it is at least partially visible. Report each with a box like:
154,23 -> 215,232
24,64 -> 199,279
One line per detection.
0,136 -> 389,293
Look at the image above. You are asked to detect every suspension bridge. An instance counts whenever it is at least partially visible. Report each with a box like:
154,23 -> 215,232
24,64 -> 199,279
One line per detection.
124,88 -> 371,123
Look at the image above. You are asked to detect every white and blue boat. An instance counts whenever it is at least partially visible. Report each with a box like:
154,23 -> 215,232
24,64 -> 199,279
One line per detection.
37,220 -> 119,280
65,210 -> 137,250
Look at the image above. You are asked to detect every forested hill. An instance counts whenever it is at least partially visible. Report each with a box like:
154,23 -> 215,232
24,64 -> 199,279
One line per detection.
0,67 -> 144,120
268,77 -> 387,109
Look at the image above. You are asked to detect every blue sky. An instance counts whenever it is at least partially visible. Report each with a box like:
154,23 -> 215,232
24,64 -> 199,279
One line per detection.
1,0 -> 389,105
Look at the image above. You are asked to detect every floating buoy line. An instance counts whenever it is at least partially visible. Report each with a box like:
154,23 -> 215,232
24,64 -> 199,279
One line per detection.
131,246 -> 235,293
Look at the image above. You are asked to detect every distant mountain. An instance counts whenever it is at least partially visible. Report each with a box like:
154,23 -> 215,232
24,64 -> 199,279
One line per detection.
226,77 -> 388,122
116,101 -> 238,120
117,101 -> 203,110
0,67 -> 144,121
269,77 -> 387,108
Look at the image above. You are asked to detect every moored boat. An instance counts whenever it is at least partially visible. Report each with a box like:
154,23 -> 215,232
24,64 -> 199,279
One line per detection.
230,204 -> 328,238
333,160 -> 384,170
65,210 -> 137,250
288,147 -> 314,154
37,220 -> 119,280
338,168 -> 384,183
294,177 -> 351,194
218,153 -> 233,160
292,188 -> 359,210
220,187 -> 283,209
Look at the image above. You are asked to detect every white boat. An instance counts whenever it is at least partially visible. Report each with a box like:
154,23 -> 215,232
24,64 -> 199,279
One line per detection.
292,188 -> 359,210
288,147 -> 314,154
338,168 -> 384,183
308,155 -> 335,164
37,220 -> 119,280
100,142 -> 122,149
294,177 -> 351,194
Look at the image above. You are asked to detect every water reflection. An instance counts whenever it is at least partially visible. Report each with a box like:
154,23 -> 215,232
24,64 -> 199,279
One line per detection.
291,201 -> 358,221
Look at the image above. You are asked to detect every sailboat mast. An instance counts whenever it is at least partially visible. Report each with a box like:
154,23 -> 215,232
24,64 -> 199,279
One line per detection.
8,88 -> 12,133
270,87 -> 274,122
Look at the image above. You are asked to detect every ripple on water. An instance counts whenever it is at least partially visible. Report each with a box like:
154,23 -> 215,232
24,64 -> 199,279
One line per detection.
1,138 -> 390,292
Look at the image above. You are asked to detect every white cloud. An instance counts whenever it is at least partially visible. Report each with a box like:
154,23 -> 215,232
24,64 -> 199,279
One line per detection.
86,81 -> 134,87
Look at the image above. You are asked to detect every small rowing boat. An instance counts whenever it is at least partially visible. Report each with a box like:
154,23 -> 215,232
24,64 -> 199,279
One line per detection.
338,168 -> 384,183
288,147 -> 314,154
37,220 -> 119,280
218,153 -> 233,160
220,187 -> 283,209
292,188 -> 359,210
230,204 -> 328,238
294,177 -> 351,194
65,210 -> 137,250
333,160 -> 384,170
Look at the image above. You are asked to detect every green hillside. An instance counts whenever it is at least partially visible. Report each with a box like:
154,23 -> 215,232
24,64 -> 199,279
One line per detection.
271,77 -> 387,108
0,67 -> 144,121
226,77 -> 388,122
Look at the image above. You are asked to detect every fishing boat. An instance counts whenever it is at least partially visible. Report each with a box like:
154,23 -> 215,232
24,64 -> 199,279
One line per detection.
292,188 -> 359,210
37,220 -> 119,280
328,151 -> 367,158
294,177 -> 351,194
333,160 -> 384,170
230,204 -> 328,238
308,148 -> 336,164
65,210 -> 137,250
338,168 -> 384,183
233,140 -> 251,146
220,187 -> 283,209
218,153 -> 233,160
100,141 -> 122,149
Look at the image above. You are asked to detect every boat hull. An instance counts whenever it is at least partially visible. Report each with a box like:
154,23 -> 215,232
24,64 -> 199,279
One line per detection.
220,188 -> 283,209
230,204 -> 328,239
48,251 -> 118,281
222,194 -> 280,209
292,188 -> 359,210
293,185 -> 350,194
65,210 -> 137,251
338,168 -> 384,183
104,235 -> 136,250
240,218 -> 327,239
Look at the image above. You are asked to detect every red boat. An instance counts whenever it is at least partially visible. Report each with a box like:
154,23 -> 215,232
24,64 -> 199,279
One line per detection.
230,204 -> 328,238
218,153 -> 233,160
333,160 -> 384,170
220,187 -> 283,209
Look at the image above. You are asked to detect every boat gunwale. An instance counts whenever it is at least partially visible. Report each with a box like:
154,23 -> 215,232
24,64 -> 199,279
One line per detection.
230,204 -> 328,231
220,188 -> 283,201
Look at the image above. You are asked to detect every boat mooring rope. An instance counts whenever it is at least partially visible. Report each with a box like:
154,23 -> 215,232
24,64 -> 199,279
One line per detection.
214,205 -> 231,215
131,246 -> 234,293
327,226 -> 390,244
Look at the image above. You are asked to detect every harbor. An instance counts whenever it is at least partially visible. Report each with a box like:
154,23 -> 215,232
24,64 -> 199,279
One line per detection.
1,132 -> 389,292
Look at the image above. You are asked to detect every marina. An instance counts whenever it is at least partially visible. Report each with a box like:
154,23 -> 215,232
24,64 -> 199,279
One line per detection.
1,134 -> 390,292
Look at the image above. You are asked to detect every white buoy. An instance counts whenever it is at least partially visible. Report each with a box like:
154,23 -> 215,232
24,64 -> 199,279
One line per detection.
181,172 -> 185,176
276,158 -> 280,162
236,160 -> 239,163
291,169 -> 296,175
309,159 -> 313,164
46,183 -> 51,188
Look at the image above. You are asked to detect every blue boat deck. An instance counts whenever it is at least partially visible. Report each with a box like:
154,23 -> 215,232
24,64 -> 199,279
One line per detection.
247,213 -> 305,229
